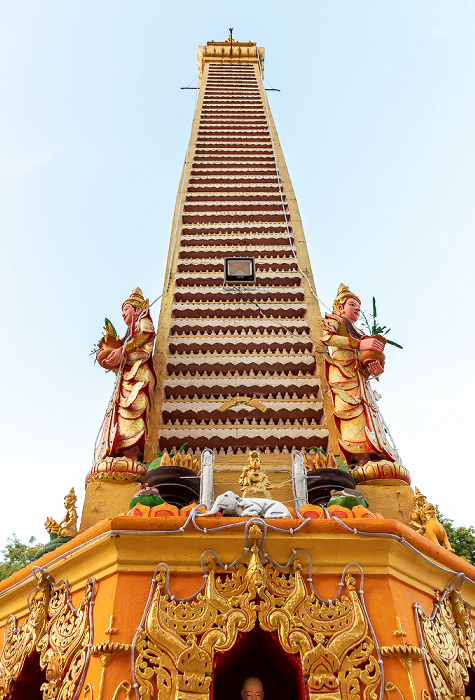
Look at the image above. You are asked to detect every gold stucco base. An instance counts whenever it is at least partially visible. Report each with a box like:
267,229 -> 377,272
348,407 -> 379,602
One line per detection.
1,514 -> 474,700
80,480 -> 141,532
359,483 -> 414,525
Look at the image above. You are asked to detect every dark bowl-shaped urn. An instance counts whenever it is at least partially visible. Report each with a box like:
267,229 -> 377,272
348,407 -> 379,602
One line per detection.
143,466 -> 200,508
306,468 -> 356,507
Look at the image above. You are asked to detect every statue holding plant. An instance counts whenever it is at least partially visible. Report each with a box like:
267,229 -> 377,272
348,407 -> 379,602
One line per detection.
319,283 -> 402,468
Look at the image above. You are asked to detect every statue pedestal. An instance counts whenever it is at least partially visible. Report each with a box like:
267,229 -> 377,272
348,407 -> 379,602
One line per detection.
80,456 -> 147,532
80,479 -> 142,532
358,483 -> 414,526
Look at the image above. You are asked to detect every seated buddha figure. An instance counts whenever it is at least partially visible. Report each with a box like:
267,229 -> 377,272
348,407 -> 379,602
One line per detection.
318,284 -> 398,467
239,451 -> 272,499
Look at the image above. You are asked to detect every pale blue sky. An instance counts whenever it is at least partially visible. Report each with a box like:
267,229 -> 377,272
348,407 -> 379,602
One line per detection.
1,1 -> 474,550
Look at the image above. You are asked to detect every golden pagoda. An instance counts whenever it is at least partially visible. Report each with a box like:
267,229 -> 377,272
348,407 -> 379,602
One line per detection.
1,36 -> 474,700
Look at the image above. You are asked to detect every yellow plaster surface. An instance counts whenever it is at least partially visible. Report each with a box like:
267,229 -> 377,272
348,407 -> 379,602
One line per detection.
359,483 -> 414,525
80,479 -> 140,532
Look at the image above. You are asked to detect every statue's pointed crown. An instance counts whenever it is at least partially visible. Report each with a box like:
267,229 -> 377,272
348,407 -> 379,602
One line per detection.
332,283 -> 361,314
65,487 -> 76,503
122,287 -> 149,311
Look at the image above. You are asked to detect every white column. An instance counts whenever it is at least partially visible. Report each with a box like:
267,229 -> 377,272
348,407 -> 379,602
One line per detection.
200,448 -> 215,510
292,449 -> 308,510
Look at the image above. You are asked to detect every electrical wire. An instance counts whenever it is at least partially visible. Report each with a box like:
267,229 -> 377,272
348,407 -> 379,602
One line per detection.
3,509 -> 472,619
142,83 -> 200,316
92,86 -> 199,465
256,52 -> 332,315
255,56 -> 402,458
229,284 -> 327,353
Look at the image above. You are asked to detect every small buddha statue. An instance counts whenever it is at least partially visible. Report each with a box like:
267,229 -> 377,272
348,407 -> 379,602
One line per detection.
33,488 -> 78,560
239,451 -> 271,499
58,487 -> 78,538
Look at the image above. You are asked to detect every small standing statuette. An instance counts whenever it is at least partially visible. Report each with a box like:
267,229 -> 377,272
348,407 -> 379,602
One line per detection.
239,451 -> 271,499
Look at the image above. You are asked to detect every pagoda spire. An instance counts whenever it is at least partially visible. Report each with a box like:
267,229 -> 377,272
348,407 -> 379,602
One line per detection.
145,36 -> 338,465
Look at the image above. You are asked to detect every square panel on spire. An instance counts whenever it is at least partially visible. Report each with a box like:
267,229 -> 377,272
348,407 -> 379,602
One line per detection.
224,257 -> 256,286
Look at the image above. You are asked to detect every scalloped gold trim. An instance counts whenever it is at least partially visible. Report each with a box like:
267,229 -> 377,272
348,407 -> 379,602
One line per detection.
86,472 -> 142,484
86,456 -> 147,484
352,460 -> 411,486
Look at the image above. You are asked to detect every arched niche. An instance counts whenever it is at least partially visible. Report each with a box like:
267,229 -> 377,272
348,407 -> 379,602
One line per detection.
7,651 -> 46,700
211,625 -> 307,700
466,668 -> 475,699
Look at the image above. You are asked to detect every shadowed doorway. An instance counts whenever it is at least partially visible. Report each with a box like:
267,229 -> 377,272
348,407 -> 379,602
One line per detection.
211,625 -> 307,700
6,651 -> 46,700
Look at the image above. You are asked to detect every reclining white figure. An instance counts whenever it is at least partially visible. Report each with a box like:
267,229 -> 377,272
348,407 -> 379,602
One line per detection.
201,490 -> 291,519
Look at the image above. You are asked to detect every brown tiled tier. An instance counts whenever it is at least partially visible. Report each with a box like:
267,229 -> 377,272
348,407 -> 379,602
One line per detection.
147,58 -> 329,458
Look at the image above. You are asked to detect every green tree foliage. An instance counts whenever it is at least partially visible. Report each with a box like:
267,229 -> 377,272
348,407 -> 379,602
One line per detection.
0,535 -> 45,582
436,509 -> 475,565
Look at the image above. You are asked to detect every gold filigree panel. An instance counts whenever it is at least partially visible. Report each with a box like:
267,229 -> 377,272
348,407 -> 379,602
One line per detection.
0,570 -> 95,700
417,588 -> 475,699
135,524 -> 381,700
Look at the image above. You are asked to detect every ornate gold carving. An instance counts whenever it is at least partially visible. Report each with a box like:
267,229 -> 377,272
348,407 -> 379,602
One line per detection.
122,287 -> 149,312
0,570 -> 95,700
410,487 -> 427,534
158,449 -> 200,473
417,589 -> 475,699
303,450 -> 344,470
381,618 -> 423,700
135,524 -> 381,699
0,570 -> 50,697
104,615 -> 117,635
332,283 -> 361,314
84,644 -> 132,700
197,40 -> 264,84
384,681 -> 406,700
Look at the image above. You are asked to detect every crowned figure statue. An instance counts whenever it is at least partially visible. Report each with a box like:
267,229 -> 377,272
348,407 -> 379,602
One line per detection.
95,287 -> 156,464
319,283 -> 398,467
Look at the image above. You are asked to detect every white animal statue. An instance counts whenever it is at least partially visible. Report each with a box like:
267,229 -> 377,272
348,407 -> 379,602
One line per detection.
201,490 -> 292,519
